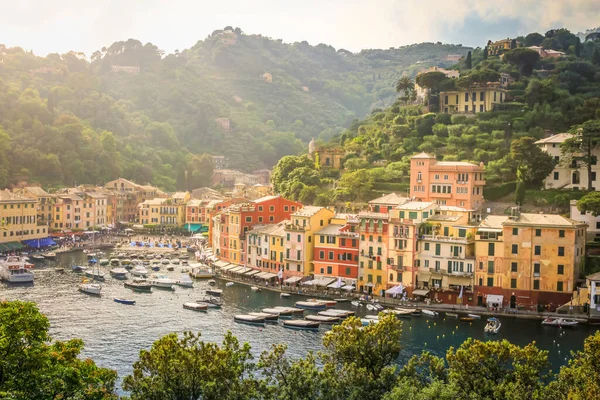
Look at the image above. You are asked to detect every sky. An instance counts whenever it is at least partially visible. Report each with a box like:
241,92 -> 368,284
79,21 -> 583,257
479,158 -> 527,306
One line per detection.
1,0 -> 599,57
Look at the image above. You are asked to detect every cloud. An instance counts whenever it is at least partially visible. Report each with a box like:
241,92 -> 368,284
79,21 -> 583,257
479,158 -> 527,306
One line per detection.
0,0 -> 597,55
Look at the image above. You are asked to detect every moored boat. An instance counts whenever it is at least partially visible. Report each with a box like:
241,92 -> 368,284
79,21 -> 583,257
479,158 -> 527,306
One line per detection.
307,298 -> 336,308
99,258 -> 110,266
147,274 -> 175,289
422,309 -> 439,317
54,267 -> 65,273
225,282 -> 234,287
131,265 -> 149,277
274,306 -> 305,316
176,274 -> 194,288
445,312 -> 459,318
282,319 -> 320,331
183,302 -> 208,311
305,315 -> 340,324
207,279 -> 216,286
234,314 -> 265,326
72,264 -> 86,272
250,286 -> 260,292
190,264 -> 214,279
109,267 -> 128,280
295,301 -> 327,310
114,298 -> 136,305
384,308 -> 412,318
206,288 -> 223,297
460,316 -> 476,322
110,259 -> 120,266
85,270 -> 106,281
43,252 -> 56,260
31,254 -> 45,262
541,317 -> 579,327
0,256 -> 35,283
249,312 -> 279,323
79,282 -> 101,296
317,310 -> 354,318
124,279 -> 152,292
280,292 -> 291,298
467,314 -> 482,319
262,307 -> 292,318
197,296 -> 222,308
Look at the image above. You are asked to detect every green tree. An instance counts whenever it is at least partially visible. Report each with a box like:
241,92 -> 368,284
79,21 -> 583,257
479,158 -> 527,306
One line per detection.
123,331 -> 259,400
510,136 -> 556,186
504,48 -> 541,77
577,191 -> 600,216
561,120 -> 600,190
592,48 -> 600,66
395,76 -> 414,102
0,300 -> 117,399
271,155 -> 317,195
525,32 -> 545,46
464,51 -> 472,69
336,169 -> 374,202
515,181 -> 525,205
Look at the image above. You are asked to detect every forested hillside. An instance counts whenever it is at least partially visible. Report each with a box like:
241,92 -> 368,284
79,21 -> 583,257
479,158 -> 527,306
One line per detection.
271,28 -> 600,207
0,28 -> 469,190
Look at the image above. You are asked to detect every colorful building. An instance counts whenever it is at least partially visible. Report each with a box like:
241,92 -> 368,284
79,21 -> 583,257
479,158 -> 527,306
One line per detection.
313,214 -> 359,284
308,139 -> 345,169
475,209 -> 586,308
246,221 -> 287,274
368,193 -> 408,213
283,206 -> 335,279
439,84 -> 507,114
13,186 -> 54,226
0,190 -> 47,247
357,211 -> 389,295
409,152 -> 485,214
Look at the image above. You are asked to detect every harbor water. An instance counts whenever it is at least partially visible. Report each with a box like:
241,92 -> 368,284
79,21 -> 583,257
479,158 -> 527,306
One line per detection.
1,251 -> 597,390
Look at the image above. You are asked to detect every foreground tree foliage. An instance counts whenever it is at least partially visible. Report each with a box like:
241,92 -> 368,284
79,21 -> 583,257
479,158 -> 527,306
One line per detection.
0,300 -> 117,399
4,300 -> 600,399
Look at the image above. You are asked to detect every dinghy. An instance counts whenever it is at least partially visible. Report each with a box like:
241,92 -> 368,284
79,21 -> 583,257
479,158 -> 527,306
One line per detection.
114,298 -> 136,305
282,319 -> 320,331
183,302 -> 208,312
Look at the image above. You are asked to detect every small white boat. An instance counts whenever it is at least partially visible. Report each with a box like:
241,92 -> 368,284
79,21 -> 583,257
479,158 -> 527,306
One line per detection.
282,319 -> 320,331
361,318 -> 380,326
351,301 -> 362,307
250,286 -> 260,292
44,252 -> 57,260
234,314 -> 265,326
54,267 -> 65,273
183,302 -> 208,312
225,282 -> 234,287
445,312 -> 459,318
541,317 -> 579,327
206,288 -> 223,297
366,304 -> 376,311
305,314 -> 340,324
318,310 -> 354,318
176,274 -> 194,288
249,312 -> 279,323
280,293 -> 291,298
131,265 -> 149,277
110,267 -> 128,279
110,259 -> 120,265
79,282 -> 101,296
99,258 -> 110,266
467,314 -> 482,319
147,274 -> 176,289
295,301 -> 327,310
484,317 -> 501,334
85,270 -> 106,281
197,296 -> 222,308
422,309 -> 439,317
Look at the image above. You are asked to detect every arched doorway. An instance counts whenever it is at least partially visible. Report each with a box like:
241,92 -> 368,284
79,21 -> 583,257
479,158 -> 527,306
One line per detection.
510,294 -> 516,308
572,171 -> 580,185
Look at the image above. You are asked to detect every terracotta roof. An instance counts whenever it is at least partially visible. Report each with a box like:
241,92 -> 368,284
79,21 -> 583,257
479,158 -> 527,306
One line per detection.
504,213 -> 585,227
411,152 -> 436,159
534,133 -> 574,145
368,193 -> 408,206
253,195 -> 280,203
293,206 -> 325,217
0,190 -> 36,203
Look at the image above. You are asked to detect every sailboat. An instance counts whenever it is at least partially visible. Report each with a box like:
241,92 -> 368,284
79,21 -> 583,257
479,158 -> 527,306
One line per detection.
79,278 -> 101,296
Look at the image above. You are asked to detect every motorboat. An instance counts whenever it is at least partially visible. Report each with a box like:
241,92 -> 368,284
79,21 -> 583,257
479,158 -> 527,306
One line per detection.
262,307 -> 292,318
295,301 -> 327,310
273,306 -> 304,316
445,312 -> 459,318
114,298 -> 136,305
99,258 -> 110,266
110,259 -> 120,265
467,314 -> 482,319
43,252 -> 56,260
79,282 -> 101,296
305,315 -> 340,324
197,296 -> 222,308
334,298 -> 349,302
171,259 -> 180,265
282,319 -> 320,331
411,310 -> 422,317
225,282 -> 234,287
161,259 -> 170,265
189,265 -> 214,279
72,264 -> 87,272
131,265 -> 149,277
460,316 -> 476,322
31,254 -> 45,262
207,279 -> 217,286
541,317 -> 579,327
250,286 -> 260,292
249,312 -> 279,323
122,259 -> 132,266
54,267 -> 65,273
166,266 -> 175,272
280,293 -> 291,298
109,267 -> 128,280
351,301 -> 363,307
147,274 -> 176,289
422,309 -> 439,317
206,288 -> 223,297
318,310 -> 354,319
0,256 -> 35,283
85,270 -> 106,281
124,279 -> 152,292
307,298 -> 336,308
183,302 -> 208,312
383,308 -> 412,318
151,266 -> 161,271
366,304 -> 376,311
176,275 -> 194,288
484,317 -> 501,334
234,314 -> 265,326
361,318 -> 380,326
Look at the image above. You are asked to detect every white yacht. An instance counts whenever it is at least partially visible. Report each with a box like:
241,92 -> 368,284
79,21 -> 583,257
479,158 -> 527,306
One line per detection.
131,265 -> 149,277
0,256 -> 35,283
79,282 -> 102,296
148,273 -> 176,289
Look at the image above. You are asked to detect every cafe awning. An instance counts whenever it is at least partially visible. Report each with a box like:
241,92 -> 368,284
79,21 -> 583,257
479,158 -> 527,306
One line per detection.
314,277 -> 336,287
22,237 -> 56,248
284,276 -> 302,284
244,269 -> 261,276
341,284 -> 355,291
229,266 -> 248,274
221,264 -> 237,272
214,260 -> 230,268
448,276 -> 472,286
364,283 -> 375,287
417,272 -> 431,282
0,241 -> 24,251
257,272 -> 277,280
413,289 -> 430,297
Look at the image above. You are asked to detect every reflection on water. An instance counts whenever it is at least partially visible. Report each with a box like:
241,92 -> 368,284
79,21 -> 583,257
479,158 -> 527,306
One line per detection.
1,250 -> 597,388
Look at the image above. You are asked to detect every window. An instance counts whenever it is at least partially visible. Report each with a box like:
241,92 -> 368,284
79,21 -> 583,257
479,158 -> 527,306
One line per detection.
488,243 -> 495,256
511,278 -> 517,289
487,261 -> 494,274
258,206 -> 263,212
297,250 -> 301,260
284,205 -> 289,212
269,216 -> 274,222
328,251 -> 334,260
535,229 -> 541,237
479,104 -> 484,112
487,277 -> 494,287
494,91 -> 497,101
464,92 -> 469,102
340,238 -> 346,246
346,267 -> 351,275
319,251 -> 324,259
533,280 -> 540,290
534,263 -> 540,276
480,91 -> 484,101
464,105 -> 468,112
511,262 -> 518,272
557,281 -> 563,292
297,235 -> 301,242
444,95 -> 448,104
408,211 -> 418,219
553,172 -> 559,180
435,243 -> 441,256
320,235 -> 324,243
512,228 -> 518,235
511,244 -> 518,254
559,230 -> 565,238
557,264 -> 564,275
286,233 -> 290,241
534,245 -> 541,256
424,243 -> 430,251
327,266 -> 332,274
558,247 -> 565,257
269,206 -> 275,212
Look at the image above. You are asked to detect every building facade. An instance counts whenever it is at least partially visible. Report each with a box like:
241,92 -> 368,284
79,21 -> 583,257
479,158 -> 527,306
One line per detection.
0,190 -> 47,245
313,215 -> 359,283
439,85 -> 507,114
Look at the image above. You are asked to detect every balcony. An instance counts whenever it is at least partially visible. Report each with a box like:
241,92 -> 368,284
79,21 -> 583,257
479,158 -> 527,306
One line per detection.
474,179 -> 486,186
421,234 -> 472,244
429,268 -> 473,277
284,223 -> 309,231
431,192 -> 452,198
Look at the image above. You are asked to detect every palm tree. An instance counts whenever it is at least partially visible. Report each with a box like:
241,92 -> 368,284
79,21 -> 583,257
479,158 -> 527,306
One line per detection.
395,76 -> 414,103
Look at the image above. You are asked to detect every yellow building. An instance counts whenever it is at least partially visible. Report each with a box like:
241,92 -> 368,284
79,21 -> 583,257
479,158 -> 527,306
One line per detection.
475,209 -> 586,309
0,190 -> 47,248
246,221 -> 287,273
487,38 -> 516,56
283,206 -> 335,279
13,186 -> 54,226
440,85 -> 507,114
357,211 -> 390,295
308,138 -> 345,169
138,199 -> 164,226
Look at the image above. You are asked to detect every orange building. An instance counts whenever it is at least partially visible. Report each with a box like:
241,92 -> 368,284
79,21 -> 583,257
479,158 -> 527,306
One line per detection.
409,152 -> 485,214
313,214 -> 360,283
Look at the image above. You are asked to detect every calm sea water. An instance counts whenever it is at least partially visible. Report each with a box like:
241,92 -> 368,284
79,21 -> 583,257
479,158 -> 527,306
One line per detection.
1,251 -> 598,390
